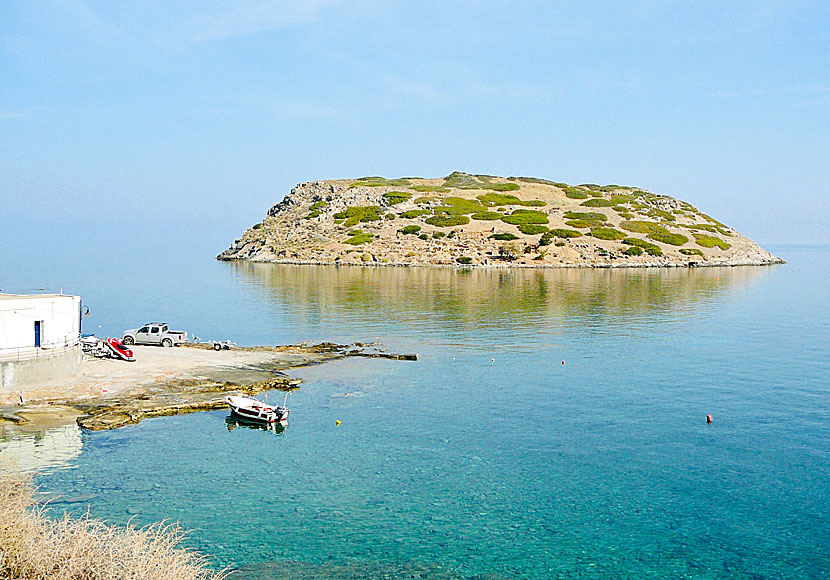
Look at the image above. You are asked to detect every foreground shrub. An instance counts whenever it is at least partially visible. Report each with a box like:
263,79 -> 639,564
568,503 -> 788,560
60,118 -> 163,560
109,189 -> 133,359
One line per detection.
491,232 -> 519,241
680,248 -> 704,256
398,225 -> 421,235
624,246 -> 644,256
0,471 -> 226,580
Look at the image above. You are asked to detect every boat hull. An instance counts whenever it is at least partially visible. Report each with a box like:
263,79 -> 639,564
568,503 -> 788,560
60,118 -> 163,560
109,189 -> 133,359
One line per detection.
226,396 -> 288,424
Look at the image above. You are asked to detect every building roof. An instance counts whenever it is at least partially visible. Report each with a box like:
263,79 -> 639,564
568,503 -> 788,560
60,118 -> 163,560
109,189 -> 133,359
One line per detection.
0,293 -> 80,300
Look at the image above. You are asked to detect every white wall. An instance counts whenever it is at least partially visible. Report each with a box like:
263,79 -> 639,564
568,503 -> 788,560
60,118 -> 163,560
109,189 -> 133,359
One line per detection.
0,295 -> 81,351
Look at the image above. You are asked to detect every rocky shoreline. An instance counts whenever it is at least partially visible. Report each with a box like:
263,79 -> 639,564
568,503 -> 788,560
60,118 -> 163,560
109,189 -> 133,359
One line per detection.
0,343 -> 417,432
218,173 -> 783,269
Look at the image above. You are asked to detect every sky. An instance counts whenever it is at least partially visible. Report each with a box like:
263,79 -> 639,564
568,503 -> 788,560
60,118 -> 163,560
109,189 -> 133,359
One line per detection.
1,0 -> 828,250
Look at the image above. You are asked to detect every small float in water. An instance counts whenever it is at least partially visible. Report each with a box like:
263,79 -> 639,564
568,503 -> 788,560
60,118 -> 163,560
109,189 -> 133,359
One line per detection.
105,337 -> 135,362
225,393 -> 289,425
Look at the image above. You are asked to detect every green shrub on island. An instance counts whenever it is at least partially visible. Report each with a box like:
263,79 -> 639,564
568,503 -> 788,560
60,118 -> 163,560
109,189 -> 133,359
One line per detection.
622,237 -> 663,256
687,223 -> 732,237
620,220 -> 686,245
565,220 -> 593,229
590,227 -> 627,240
491,232 -> 519,241
398,225 -> 421,235
399,209 -> 430,219
562,186 -> 590,199
456,256 -> 473,265
433,231 -> 446,239
425,214 -> 470,227
620,220 -> 660,234
410,185 -> 450,193
581,198 -> 615,207
349,177 -> 411,188
252,222 -> 263,229
383,191 -> 412,205
680,248 -> 704,256
414,196 -> 438,205
447,230 -> 457,238
334,206 -> 382,227
443,171 -> 520,191
548,228 -> 583,239
649,231 -> 688,246
510,176 -> 560,186
647,208 -> 675,222
385,213 -> 396,220
518,224 -> 549,235
471,211 -> 504,221
477,192 -> 546,207
419,233 -> 429,240
486,182 -> 520,191
433,196 -> 485,216
694,233 -> 731,250
624,246 -> 644,256
305,201 -> 327,219
564,211 -> 608,223
344,230 -> 374,245
501,209 -> 549,225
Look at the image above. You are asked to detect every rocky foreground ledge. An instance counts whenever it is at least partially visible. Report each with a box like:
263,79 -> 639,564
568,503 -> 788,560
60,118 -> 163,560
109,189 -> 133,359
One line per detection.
0,343 -> 416,431
219,173 -> 782,268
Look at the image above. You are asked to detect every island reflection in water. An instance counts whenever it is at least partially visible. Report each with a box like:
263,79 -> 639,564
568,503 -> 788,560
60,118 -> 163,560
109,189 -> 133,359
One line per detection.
228,262 -> 772,338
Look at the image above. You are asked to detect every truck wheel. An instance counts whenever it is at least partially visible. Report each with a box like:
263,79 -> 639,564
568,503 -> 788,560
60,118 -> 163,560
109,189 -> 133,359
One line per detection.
213,343 -> 222,351
122,336 -> 134,345
162,338 -> 173,347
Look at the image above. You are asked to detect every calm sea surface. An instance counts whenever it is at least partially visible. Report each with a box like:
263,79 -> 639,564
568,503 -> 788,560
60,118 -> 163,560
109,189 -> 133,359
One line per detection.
2,243 -> 828,579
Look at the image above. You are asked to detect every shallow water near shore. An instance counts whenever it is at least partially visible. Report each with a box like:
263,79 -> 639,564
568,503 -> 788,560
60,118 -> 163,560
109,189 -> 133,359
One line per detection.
5,244 -> 830,578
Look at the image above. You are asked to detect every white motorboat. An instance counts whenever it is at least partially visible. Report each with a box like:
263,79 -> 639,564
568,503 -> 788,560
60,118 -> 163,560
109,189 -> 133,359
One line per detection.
225,394 -> 289,425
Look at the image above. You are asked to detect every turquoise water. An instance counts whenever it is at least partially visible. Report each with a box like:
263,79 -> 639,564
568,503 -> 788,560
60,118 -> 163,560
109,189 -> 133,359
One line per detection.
5,245 -> 829,578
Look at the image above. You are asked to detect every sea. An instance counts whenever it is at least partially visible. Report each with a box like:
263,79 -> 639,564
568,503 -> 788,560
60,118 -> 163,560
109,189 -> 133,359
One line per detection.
1,230 -> 828,579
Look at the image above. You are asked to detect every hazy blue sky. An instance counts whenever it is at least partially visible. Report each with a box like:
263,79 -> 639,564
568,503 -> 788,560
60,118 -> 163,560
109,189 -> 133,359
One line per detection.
2,1 -> 828,248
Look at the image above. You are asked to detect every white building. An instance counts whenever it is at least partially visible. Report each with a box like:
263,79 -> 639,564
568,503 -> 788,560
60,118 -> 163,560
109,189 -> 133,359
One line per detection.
0,293 -> 82,400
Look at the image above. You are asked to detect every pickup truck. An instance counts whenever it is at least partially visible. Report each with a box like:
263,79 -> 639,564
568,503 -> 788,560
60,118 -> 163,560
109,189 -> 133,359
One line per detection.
121,323 -> 188,347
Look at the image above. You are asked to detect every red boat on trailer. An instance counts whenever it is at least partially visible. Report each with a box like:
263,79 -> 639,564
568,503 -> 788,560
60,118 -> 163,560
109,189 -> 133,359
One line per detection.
106,337 -> 135,361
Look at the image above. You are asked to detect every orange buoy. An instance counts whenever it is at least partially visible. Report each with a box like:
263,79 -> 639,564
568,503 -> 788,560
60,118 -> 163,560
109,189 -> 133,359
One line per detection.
706,414 -> 712,424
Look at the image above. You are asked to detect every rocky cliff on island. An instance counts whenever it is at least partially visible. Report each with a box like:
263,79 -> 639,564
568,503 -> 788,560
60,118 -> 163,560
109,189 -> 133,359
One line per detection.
218,173 -> 783,268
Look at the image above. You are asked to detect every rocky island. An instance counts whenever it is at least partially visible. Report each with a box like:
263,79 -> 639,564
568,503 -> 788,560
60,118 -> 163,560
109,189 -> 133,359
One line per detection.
218,172 -> 782,268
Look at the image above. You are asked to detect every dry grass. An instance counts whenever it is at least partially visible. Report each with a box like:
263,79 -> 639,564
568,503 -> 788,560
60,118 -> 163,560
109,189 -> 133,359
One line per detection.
0,471 -> 227,580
